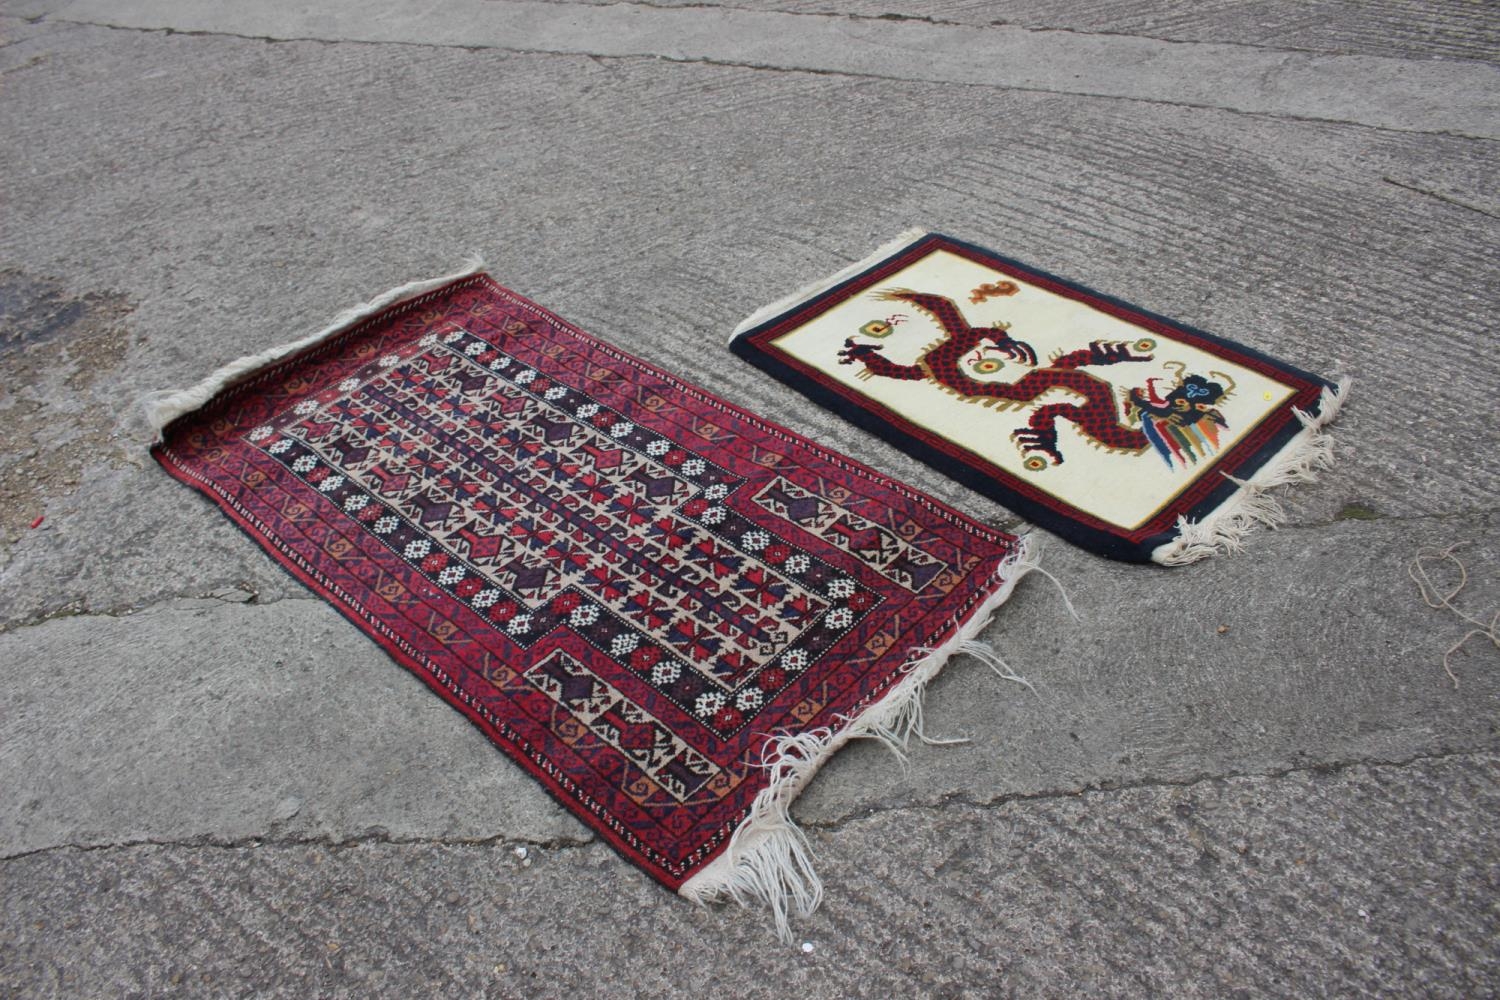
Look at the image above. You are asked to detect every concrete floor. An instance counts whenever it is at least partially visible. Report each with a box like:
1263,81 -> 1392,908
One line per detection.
1,2 -> 1497,997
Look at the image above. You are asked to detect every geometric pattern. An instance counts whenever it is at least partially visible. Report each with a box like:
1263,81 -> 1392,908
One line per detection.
751,476 -> 946,591
524,650 -> 719,802
260,326 -> 879,737
154,274 -> 1019,890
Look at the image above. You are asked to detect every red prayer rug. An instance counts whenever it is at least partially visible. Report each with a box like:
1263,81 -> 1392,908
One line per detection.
730,231 -> 1348,564
148,265 -> 1032,939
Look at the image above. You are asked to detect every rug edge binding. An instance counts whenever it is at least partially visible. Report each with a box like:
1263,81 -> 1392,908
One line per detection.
727,228 -> 930,344
678,536 -> 1039,943
1151,377 -> 1351,565
141,255 -> 488,440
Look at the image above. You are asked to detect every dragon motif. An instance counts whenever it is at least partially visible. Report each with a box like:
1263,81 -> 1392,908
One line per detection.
1126,363 -> 1234,468
837,289 -> 1231,470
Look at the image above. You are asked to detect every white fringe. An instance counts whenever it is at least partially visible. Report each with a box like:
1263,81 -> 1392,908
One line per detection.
142,255 -> 487,439
679,536 -> 1039,943
728,228 -> 929,342
1151,378 -> 1350,565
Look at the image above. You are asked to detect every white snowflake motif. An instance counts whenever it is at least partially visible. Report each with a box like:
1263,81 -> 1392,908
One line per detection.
344,495 -> 369,513
568,604 -> 599,628
827,578 -> 856,599
544,386 -> 567,401
379,353 -> 401,367
608,421 -> 634,439
472,589 -> 500,609
338,377 -> 361,392
443,330 -> 465,344
576,402 -> 600,419
438,566 -> 466,586
248,425 -> 273,442
507,614 -> 532,636
292,455 -> 317,473
464,342 -> 485,356
404,539 -> 431,560
513,369 -> 536,385
742,530 -> 769,551
782,649 -> 808,672
704,484 -> 728,501
827,608 -> 854,629
645,440 -> 669,457
695,691 -> 725,718
268,439 -> 293,455
373,515 -> 398,534
700,507 -> 727,525
609,633 -> 639,657
651,660 -> 681,686
294,400 -> 319,416
419,333 -> 439,348
736,688 -> 763,712
681,459 -> 705,476
317,475 -> 345,493
489,356 -> 511,370
785,554 -> 810,574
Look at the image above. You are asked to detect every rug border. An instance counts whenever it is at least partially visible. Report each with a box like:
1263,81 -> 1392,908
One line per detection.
729,232 -> 1338,563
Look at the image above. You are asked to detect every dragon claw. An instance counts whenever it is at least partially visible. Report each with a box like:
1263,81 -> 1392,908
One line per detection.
1000,338 -> 1039,367
979,332 -> 1038,367
1011,426 -> 1064,465
1089,340 -> 1153,365
837,337 -> 883,366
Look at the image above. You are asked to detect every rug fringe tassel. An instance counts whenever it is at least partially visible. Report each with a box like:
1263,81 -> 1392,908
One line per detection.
728,229 -> 929,342
679,537 -> 1039,942
1151,378 -> 1351,566
954,639 -> 1037,695
141,255 -> 488,440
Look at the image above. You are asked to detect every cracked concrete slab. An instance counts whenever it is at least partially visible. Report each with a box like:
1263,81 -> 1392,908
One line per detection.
0,598 -> 589,859
4,511 -> 1494,860
4,753 -> 1496,997
796,512 -> 1500,819
43,0 -> 1500,137
1,2 -> 1497,992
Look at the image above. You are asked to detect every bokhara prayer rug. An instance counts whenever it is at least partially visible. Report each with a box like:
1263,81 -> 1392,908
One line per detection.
730,231 -> 1347,564
149,265 -> 1030,938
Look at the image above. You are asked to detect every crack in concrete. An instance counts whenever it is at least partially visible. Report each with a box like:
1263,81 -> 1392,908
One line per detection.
1382,176 -> 1500,221
40,15 -> 1500,143
1297,504 -> 1499,532
798,744 -> 1500,833
0,591 -> 321,636
46,17 -> 493,52
523,0 -> 1500,65
1,828 -> 597,863
615,54 -> 1500,143
0,52 -> 44,74
6,747 -> 1491,862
